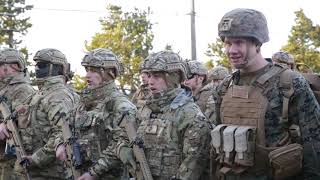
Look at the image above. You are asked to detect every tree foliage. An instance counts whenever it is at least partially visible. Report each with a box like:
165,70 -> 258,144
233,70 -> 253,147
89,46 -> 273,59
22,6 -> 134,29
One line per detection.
85,5 -> 154,95
0,0 -> 33,48
281,9 -> 320,73
205,38 -> 230,69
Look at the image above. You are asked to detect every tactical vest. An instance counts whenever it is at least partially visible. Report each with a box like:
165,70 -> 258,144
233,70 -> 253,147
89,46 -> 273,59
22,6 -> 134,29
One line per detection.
301,73 -> 320,104
74,91 -> 121,166
212,65 -> 303,180
137,107 -> 182,180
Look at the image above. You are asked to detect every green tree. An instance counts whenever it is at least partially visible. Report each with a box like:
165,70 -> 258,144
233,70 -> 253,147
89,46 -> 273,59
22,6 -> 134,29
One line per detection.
205,38 -> 230,69
282,9 -> 320,73
0,0 -> 33,48
85,5 -> 154,95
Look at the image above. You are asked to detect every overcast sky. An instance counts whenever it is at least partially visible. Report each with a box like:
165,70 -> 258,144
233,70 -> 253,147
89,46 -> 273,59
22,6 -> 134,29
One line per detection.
22,0 -> 319,75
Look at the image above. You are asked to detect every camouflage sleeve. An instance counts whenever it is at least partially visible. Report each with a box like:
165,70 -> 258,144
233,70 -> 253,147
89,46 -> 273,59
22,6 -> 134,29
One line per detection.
90,97 -> 137,177
176,103 -> 210,180
11,84 -> 35,109
290,74 -> 320,179
31,91 -> 75,166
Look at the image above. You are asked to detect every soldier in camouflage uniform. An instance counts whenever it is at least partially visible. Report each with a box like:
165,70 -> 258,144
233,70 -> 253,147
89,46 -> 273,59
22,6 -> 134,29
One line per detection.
122,51 -> 210,180
272,51 -> 295,70
131,69 -> 151,110
184,60 -> 211,114
204,66 -> 229,124
0,48 -> 35,180
210,8 -> 320,180
11,48 -> 78,180
58,48 -> 137,180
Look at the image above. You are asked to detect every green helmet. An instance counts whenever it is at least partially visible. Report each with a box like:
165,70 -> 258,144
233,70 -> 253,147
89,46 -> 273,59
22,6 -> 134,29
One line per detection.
33,48 -> 69,75
208,66 -> 229,81
141,51 -> 188,81
186,60 -> 207,78
218,8 -> 269,44
0,48 -> 27,70
81,48 -> 123,77
272,51 -> 294,65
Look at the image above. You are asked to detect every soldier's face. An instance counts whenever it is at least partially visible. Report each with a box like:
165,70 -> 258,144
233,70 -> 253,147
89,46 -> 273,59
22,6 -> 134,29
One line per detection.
224,37 -> 257,69
85,67 -> 103,89
147,72 -> 168,94
0,64 -> 19,78
141,72 -> 149,85
184,75 -> 203,91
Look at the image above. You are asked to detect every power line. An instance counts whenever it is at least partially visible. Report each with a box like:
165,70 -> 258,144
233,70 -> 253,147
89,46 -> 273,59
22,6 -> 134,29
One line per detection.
32,7 -> 105,13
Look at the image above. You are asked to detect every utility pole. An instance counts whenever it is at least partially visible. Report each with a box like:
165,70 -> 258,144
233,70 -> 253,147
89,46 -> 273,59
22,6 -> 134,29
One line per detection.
190,0 -> 197,60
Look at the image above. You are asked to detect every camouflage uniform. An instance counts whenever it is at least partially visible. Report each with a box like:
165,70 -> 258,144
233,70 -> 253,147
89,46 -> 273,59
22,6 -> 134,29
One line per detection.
136,51 -> 210,180
211,8 -> 320,180
12,48 -> 78,180
204,66 -> 229,124
0,49 -> 35,180
69,48 -> 136,179
185,60 -> 211,113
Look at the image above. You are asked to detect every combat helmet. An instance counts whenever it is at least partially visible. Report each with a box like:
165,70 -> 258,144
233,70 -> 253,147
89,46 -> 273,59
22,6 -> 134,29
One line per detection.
81,48 -> 123,77
272,51 -> 294,66
208,66 -> 229,81
141,51 -> 188,81
0,48 -> 27,71
218,8 -> 269,44
33,48 -> 70,76
185,60 -> 207,79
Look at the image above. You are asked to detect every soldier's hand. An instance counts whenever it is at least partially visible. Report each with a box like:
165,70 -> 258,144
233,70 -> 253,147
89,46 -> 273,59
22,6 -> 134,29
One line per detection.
77,172 -> 95,180
119,147 -> 137,171
56,144 -> 67,161
0,123 -> 9,140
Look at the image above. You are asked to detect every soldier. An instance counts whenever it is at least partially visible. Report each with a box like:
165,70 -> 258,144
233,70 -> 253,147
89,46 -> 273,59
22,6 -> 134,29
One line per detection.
272,51 -> 295,70
184,60 -> 210,113
11,48 -> 78,179
204,66 -> 229,124
121,51 -> 210,180
0,48 -> 35,180
207,66 -> 229,88
57,48 -> 137,180
210,8 -> 320,179
131,70 -> 151,110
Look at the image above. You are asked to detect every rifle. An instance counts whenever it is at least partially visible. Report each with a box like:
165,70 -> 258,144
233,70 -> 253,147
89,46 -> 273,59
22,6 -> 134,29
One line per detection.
59,112 -> 82,180
0,96 -> 32,180
119,112 -> 153,180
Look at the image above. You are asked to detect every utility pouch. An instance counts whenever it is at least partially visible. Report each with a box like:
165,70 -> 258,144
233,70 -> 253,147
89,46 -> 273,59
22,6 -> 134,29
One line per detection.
234,126 -> 256,167
211,124 -> 228,153
222,125 -> 238,165
268,143 -> 303,180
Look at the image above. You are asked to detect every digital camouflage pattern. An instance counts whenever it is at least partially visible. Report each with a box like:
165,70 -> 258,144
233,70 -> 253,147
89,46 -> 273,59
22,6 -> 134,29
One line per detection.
185,60 -> 207,79
12,75 -> 78,180
218,8 -> 269,44
214,63 -> 320,179
137,88 -> 210,180
0,72 -> 34,180
71,80 -> 136,180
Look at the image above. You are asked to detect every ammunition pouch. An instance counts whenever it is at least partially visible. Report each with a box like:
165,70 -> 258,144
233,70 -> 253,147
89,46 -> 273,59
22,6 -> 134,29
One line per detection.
268,143 -> 303,180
